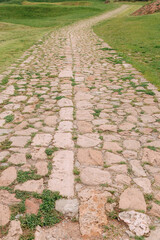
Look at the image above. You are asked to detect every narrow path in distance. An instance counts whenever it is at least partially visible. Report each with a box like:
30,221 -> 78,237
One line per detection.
0,5 -> 160,240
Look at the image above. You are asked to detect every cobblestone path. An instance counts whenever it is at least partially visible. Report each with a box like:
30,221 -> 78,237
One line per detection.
0,5 -> 160,240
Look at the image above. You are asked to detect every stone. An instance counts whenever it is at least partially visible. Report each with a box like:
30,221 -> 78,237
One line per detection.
58,121 -> 73,132
119,187 -> 146,212
103,141 -> 122,152
0,190 -> 20,205
0,203 -> 10,226
31,147 -> 46,160
107,165 -> 128,174
32,134 -> 52,146
133,178 -> 152,194
80,167 -> 112,185
0,119 -> 5,127
25,198 -> 42,214
15,179 -> 44,194
142,106 -> 159,114
54,132 -> 74,148
76,100 -> 92,109
15,128 -> 37,136
98,124 -> 117,132
0,151 -> 9,161
59,107 -> 73,120
44,116 -> 57,127
78,188 -> 110,238
123,150 -> 137,159
149,202 -> 160,217
10,96 -> 27,102
35,220 -> 81,240
119,123 -> 135,131
59,69 -> 73,78
145,226 -> 160,240
115,174 -> 131,185
0,167 -> 17,186
55,199 -> 79,217
77,121 -> 92,133
142,148 -> 160,166
77,134 -> 101,147
119,211 -> 150,236
76,110 -> 93,121
130,160 -> 146,177
10,136 -> 30,147
104,152 -> 126,164
2,220 -> 22,240
8,153 -> 26,165
48,150 -> 74,197
77,148 -> 103,166
57,98 -> 73,107
123,140 -> 140,150
35,162 -> 48,176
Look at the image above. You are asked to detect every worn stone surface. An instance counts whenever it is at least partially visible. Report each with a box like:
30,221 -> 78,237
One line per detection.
0,203 -> 10,226
15,179 -> 44,194
80,167 -> 112,185
0,167 -> 17,186
149,202 -> 160,217
77,134 -> 101,147
78,188 -> 110,238
25,198 -> 42,214
2,220 -> 22,240
35,220 -> 82,240
77,148 -> 103,166
119,188 -> 146,212
35,161 -> 48,176
0,190 -> 20,206
32,134 -> 52,146
48,150 -> 74,197
55,199 -> 79,217
54,132 -> 74,148
119,211 -> 151,236
8,153 -> 26,164
145,227 -> 160,240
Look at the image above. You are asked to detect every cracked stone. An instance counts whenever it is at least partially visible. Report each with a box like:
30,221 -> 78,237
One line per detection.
77,148 -> 103,166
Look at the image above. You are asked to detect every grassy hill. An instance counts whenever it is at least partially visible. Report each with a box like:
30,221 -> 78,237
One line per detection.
94,4 -> 160,88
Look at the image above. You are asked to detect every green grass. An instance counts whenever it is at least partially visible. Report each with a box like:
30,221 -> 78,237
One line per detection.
0,0 -> 120,73
94,4 -> 160,89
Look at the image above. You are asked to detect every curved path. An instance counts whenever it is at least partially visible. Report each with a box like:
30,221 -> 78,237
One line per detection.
0,5 -> 160,240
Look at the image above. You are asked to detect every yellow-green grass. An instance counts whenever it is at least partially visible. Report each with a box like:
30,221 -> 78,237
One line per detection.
0,0 -> 121,73
94,4 -> 160,89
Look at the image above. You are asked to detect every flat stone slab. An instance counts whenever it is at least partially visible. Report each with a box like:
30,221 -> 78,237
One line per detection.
48,150 -> 74,197
0,203 -> 10,226
77,148 -> 103,166
0,167 -> 17,187
32,134 -> 52,146
10,136 -> 30,147
80,167 -> 112,185
8,153 -> 26,165
119,187 -> 146,212
59,69 -> 73,78
54,132 -> 74,149
77,134 -> 101,148
15,179 -> 44,194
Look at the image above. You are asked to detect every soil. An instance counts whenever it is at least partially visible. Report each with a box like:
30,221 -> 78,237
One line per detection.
132,0 -> 160,16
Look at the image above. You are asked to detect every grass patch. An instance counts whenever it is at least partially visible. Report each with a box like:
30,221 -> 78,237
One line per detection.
0,0 -> 119,73
17,170 -> 42,183
4,114 -> 14,123
0,139 -> 12,150
94,5 -> 160,89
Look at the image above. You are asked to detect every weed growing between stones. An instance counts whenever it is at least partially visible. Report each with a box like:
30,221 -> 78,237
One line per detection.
17,170 -> 42,183
93,109 -> 102,118
12,190 -> 63,239
0,139 -> 12,150
4,114 -> 14,123
73,167 -> 80,175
